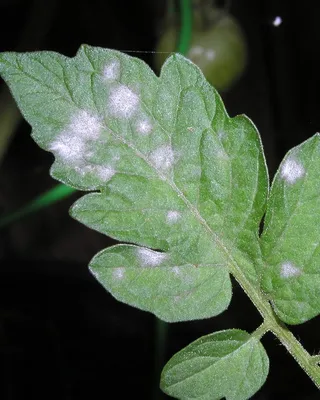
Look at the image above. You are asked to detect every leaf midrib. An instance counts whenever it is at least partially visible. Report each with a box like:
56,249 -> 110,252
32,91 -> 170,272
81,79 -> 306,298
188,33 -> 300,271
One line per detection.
165,338 -> 256,391
79,50 -> 271,319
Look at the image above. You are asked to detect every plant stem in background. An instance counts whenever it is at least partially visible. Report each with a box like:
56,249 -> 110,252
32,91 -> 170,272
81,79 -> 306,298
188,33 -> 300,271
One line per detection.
0,184 -> 75,229
177,0 -> 193,55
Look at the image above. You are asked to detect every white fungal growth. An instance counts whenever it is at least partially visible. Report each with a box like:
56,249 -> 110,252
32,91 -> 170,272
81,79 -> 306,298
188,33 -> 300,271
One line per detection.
50,132 -> 86,162
280,262 -> 301,278
218,130 -> 226,140
280,158 -> 305,184
172,266 -> 180,275
49,110 -> 101,163
95,165 -> 116,181
137,248 -> 167,267
166,210 -> 181,224
103,60 -> 120,81
206,49 -> 216,60
136,118 -> 153,135
108,84 -> 140,118
113,267 -> 125,280
149,145 -> 174,171
70,110 -> 101,140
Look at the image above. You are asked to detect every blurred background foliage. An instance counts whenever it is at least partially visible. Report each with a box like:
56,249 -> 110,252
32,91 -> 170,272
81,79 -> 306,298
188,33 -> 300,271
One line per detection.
0,0 -> 320,399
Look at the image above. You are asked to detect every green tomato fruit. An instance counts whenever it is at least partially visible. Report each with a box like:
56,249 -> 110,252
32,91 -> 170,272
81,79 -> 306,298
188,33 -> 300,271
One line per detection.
154,12 -> 247,91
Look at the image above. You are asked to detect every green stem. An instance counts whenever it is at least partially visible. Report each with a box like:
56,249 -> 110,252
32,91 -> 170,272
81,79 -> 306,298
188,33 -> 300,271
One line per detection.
233,269 -> 320,388
251,322 -> 268,340
312,355 -> 320,365
153,317 -> 169,400
0,184 -> 75,228
177,0 -> 192,55
250,318 -> 320,388
191,207 -> 320,388
271,320 -> 320,388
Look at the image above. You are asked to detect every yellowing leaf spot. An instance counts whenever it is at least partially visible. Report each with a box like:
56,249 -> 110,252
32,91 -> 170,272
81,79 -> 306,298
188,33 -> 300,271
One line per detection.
137,248 -> 167,267
280,261 -> 301,278
280,158 -> 305,184
108,84 -> 139,118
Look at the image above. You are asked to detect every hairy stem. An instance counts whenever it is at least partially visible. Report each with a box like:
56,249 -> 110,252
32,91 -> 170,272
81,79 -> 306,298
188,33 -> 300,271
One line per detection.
271,320 -> 320,388
229,258 -> 320,388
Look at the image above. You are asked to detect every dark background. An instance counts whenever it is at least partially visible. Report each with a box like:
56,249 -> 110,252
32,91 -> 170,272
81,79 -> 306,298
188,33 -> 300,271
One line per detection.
0,0 -> 320,399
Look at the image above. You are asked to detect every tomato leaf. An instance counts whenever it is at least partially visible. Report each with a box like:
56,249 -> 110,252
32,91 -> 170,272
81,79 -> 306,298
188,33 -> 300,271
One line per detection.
161,329 -> 269,400
0,45 -> 268,321
261,134 -> 320,324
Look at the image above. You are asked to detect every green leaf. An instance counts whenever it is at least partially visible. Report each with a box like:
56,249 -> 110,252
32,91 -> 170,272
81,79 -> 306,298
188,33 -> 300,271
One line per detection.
160,329 -> 269,400
0,45 -> 268,321
88,244 -> 230,322
261,134 -> 320,324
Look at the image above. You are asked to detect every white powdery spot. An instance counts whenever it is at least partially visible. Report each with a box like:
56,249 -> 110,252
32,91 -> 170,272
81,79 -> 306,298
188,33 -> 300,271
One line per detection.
137,248 -> 167,267
108,84 -> 140,119
189,46 -> 204,57
74,164 -> 115,182
280,158 -> 305,184
136,118 -> 153,135
206,49 -> 216,60
50,132 -> 86,162
149,145 -> 174,171
218,130 -> 226,140
70,110 -> 101,140
273,16 -> 282,27
280,261 -> 301,278
172,266 -> 180,275
113,267 -> 125,280
166,210 -> 181,224
95,165 -> 116,181
103,60 -> 120,81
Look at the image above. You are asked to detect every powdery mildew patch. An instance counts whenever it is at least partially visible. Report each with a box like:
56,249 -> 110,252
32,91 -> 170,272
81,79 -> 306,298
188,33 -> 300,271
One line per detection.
172,266 -> 181,275
95,165 -> 116,181
137,248 -> 167,267
50,131 -> 86,162
280,158 -> 305,184
280,261 -> 301,278
50,110 -> 101,163
149,145 -> 174,171
69,110 -> 101,140
166,210 -> 181,224
75,165 -> 116,182
103,60 -> 120,81
113,267 -> 125,280
108,84 -> 140,119
136,118 -> 153,135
